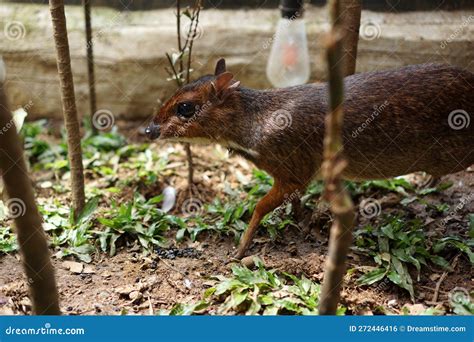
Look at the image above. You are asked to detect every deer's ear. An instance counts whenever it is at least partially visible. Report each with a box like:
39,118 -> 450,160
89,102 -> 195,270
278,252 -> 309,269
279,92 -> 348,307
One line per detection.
214,58 -> 226,76
211,72 -> 240,100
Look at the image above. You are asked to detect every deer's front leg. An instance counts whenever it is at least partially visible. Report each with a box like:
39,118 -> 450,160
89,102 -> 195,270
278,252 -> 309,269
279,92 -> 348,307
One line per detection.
234,180 -> 300,259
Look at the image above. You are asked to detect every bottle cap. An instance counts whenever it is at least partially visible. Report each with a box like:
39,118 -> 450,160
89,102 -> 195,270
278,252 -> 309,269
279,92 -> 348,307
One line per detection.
280,0 -> 304,19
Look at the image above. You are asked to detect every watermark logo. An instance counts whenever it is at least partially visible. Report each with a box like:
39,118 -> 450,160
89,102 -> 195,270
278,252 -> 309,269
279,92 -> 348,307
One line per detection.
440,15 -> 474,49
6,198 -> 26,219
359,198 -> 381,219
183,23 -> 204,41
360,21 -> 381,41
174,100 -> 211,138
274,189 -> 302,217
92,109 -> 115,131
351,100 -> 389,138
448,287 -> 471,307
181,197 -> 203,217
440,193 -> 472,227
4,21 -> 26,41
448,109 -> 470,130
271,109 -> 293,130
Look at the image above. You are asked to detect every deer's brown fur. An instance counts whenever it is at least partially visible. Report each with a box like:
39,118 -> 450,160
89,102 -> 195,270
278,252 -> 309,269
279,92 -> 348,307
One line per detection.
149,59 -> 474,258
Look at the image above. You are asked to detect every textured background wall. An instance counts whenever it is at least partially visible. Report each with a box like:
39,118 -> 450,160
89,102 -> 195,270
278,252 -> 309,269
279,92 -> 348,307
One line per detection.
6,0 -> 474,11
1,4 -> 473,120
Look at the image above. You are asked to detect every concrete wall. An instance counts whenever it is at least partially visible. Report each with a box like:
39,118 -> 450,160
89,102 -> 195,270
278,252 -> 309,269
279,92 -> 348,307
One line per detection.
1,4 -> 473,120
7,1 -> 474,11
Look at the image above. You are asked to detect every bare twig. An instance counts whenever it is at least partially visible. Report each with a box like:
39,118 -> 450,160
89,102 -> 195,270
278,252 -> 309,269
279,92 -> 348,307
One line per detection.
165,0 -> 202,188
432,254 -> 460,303
318,0 -> 356,315
186,3 -> 202,84
165,52 -> 183,86
82,0 -> 97,134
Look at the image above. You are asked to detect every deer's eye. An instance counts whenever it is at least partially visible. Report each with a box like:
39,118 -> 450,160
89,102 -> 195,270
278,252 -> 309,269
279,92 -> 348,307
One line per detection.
176,102 -> 196,118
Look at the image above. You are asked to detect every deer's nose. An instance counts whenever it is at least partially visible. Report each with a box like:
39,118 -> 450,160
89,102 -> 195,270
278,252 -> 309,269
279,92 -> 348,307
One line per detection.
145,122 -> 161,140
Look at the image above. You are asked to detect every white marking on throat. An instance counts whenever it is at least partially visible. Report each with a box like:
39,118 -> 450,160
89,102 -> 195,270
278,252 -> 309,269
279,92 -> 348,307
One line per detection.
223,140 -> 260,159
166,137 -> 259,158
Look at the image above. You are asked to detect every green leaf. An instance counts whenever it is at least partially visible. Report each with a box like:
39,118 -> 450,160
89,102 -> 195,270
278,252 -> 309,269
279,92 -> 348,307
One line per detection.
388,256 -> 414,300
75,197 -> 99,224
229,289 -> 248,308
176,228 -> 186,242
429,255 -> 451,270
357,268 -> 387,285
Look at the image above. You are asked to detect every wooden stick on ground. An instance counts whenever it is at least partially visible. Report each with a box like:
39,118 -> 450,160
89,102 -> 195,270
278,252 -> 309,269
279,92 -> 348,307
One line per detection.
0,85 -> 60,315
318,0 -> 356,315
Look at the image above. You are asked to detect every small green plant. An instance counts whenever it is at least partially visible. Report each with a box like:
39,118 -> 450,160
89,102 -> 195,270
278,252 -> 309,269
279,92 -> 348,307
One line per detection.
97,195 -> 185,256
41,197 -> 99,263
433,236 -> 474,264
0,226 -> 17,253
416,182 -> 453,196
348,178 -> 414,196
449,289 -> 474,315
162,258 -> 345,315
354,216 -> 452,299
178,169 -> 295,242
119,148 -> 167,186
21,120 -> 69,170
82,128 -> 126,154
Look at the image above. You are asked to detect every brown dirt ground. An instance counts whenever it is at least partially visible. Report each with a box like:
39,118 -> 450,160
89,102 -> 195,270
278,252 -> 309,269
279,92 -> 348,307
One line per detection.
0,120 -> 472,315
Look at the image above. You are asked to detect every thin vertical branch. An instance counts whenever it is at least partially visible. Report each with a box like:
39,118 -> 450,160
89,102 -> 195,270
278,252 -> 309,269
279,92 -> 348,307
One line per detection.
186,2 -> 201,84
49,0 -> 86,217
0,85 -> 60,315
177,0 -> 184,73
340,0 -> 362,76
83,0 -> 97,134
318,0 -> 356,315
166,0 -> 203,189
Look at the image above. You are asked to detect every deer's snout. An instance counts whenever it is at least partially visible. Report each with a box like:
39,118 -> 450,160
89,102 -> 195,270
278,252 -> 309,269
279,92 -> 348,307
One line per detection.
145,122 -> 161,140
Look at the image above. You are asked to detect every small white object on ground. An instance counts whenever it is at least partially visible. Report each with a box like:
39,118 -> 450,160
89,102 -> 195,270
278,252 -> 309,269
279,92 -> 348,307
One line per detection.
161,186 -> 176,213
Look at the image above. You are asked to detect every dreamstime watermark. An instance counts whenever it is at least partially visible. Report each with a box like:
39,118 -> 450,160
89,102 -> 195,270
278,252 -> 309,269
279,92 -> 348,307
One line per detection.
351,100 -> 389,138
3,198 -> 27,219
440,15 -> 474,49
23,99 -> 34,112
92,109 -> 115,131
5,323 -> 85,336
183,22 -> 204,41
374,276 -> 391,292
270,109 -> 293,130
273,189 -> 302,217
174,100 -> 212,138
262,12 -> 300,50
447,109 -> 470,130
181,197 -> 204,217
360,21 -> 381,41
0,99 -> 34,135
359,198 -> 381,219
448,287 -> 471,307
0,117 -> 15,136
4,21 -> 26,41
440,193 -> 472,227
